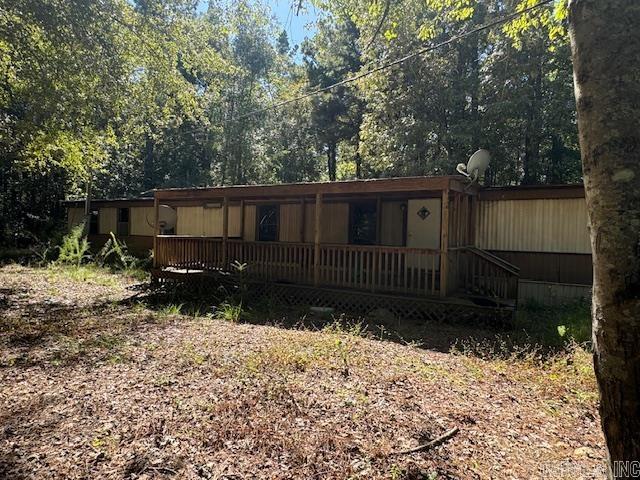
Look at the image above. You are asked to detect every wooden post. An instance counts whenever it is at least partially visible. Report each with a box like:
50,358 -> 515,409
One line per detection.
469,194 -> 477,246
222,196 -> 229,268
314,193 -> 322,286
300,198 -> 306,243
153,195 -> 159,268
239,200 -> 245,240
376,195 -> 382,245
440,189 -> 449,297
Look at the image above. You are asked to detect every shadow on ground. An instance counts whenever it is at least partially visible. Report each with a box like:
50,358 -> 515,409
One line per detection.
137,281 -> 589,359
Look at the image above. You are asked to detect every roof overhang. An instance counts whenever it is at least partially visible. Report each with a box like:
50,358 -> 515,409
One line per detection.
154,176 -> 469,201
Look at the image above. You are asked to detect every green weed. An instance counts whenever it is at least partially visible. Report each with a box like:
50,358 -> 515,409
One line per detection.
215,301 -> 243,322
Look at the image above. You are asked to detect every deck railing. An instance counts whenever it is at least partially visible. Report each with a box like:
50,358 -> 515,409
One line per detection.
454,247 -> 520,301
318,244 -> 440,295
155,236 -> 441,296
155,236 -> 519,301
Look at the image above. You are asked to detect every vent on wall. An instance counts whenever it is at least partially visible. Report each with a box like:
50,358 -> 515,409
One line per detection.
204,202 -> 222,209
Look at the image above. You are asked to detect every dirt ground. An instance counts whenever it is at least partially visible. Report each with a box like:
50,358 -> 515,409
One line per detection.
0,265 -> 605,479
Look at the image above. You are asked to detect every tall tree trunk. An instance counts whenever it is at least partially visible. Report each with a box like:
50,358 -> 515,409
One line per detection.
522,59 -> 543,185
143,135 -> 155,190
569,1 -> 640,477
327,143 -> 337,181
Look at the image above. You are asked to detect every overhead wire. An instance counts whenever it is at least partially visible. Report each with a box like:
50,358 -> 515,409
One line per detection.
233,0 -> 554,121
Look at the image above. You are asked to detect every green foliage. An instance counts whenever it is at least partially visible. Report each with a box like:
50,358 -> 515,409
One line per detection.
2,0 -> 582,249
158,303 -> 184,316
516,300 -> 592,346
56,223 -> 91,267
96,233 -> 150,278
216,301 -> 244,323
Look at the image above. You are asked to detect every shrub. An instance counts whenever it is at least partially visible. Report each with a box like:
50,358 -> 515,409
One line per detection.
95,232 -> 150,279
56,223 -> 91,267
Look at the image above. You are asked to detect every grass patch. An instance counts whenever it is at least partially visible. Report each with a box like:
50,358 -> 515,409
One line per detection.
515,300 -> 592,346
45,264 -> 121,287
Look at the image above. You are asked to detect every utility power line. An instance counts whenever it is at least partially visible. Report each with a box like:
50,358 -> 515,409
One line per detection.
235,0 -> 554,120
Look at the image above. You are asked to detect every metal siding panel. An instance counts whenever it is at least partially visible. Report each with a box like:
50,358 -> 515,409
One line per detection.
67,208 -> 85,230
279,203 -> 302,242
322,203 -> 349,244
518,280 -> 591,305
476,198 -> 590,253
130,207 -> 155,236
99,207 -> 117,235
244,205 -> 256,241
380,201 -> 404,246
177,206 -> 203,236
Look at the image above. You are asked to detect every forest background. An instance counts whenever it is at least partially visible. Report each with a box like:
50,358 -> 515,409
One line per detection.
0,0 -> 577,244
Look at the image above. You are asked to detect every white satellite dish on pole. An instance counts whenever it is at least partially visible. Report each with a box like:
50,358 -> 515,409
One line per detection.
146,205 -> 177,232
456,149 -> 491,184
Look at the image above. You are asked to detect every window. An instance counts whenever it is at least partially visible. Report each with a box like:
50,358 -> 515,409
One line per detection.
257,205 -> 278,242
350,201 -> 377,245
89,210 -> 99,235
117,208 -> 129,236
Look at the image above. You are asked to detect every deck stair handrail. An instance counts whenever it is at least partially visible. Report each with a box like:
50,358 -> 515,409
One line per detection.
464,247 -> 520,276
457,246 -> 520,301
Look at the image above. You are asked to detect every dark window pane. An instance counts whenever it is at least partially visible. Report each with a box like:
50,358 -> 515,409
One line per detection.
257,205 -> 278,242
118,208 -> 129,222
117,208 -> 129,236
350,202 -> 377,245
89,211 -> 99,235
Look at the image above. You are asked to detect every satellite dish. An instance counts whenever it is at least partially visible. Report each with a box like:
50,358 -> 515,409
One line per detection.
146,205 -> 177,232
456,149 -> 491,184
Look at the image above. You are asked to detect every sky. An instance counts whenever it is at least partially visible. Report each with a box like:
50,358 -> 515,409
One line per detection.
269,0 -> 319,48
196,0 -> 319,49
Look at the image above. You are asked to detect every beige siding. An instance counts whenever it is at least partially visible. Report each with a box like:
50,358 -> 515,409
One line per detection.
130,207 -> 155,236
202,206 -> 223,236
177,205 -> 242,237
279,203 -> 303,242
380,201 -> 404,246
303,202 -> 349,244
99,207 -> 117,235
476,198 -> 590,254
177,206 -> 204,235
67,207 -> 85,230
244,205 -> 256,241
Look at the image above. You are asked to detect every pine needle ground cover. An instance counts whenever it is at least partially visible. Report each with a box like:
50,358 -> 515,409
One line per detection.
0,265 -> 603,479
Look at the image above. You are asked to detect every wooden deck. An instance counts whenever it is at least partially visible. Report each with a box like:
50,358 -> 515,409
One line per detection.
154,236 -> 519,304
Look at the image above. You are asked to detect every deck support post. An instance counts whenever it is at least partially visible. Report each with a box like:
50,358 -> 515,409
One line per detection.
376,195 -> 382,244
314,193 -> 322,286
239,199 -> 245,240
222,196 -> 229,268
300,197 -> 306,243
469,193 -> 477,246
440,188 -> 449,297
153,195 -> 159,268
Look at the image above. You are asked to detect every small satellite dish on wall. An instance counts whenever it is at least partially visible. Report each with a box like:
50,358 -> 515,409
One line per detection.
456,149 -> 491,184
146,205 -> 177,232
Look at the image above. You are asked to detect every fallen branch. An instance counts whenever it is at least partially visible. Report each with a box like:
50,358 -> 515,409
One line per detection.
390,427 -> 460,456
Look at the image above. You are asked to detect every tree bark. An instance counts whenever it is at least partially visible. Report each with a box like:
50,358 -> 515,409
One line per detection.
569,1 -> 640,477
327,143 -> 337,181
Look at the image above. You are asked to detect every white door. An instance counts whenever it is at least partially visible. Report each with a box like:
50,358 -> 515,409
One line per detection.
406,198 -> 441,273
407,199 -> 441,249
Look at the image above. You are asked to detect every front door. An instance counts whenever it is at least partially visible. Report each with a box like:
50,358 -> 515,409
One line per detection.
406,198 -> 441,275
406,198 -> 441,249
